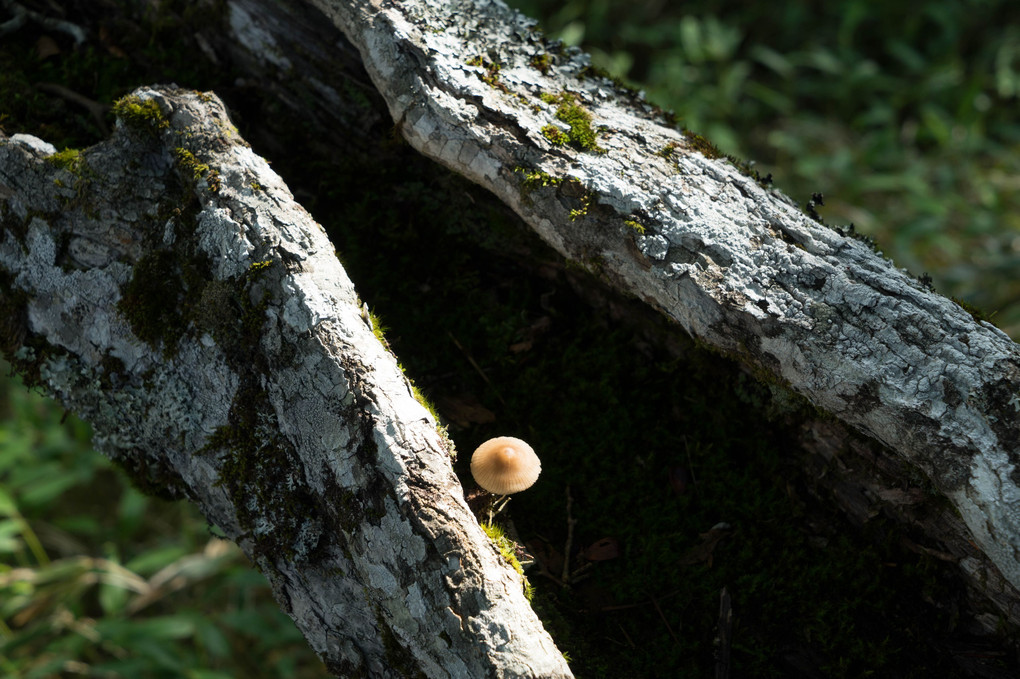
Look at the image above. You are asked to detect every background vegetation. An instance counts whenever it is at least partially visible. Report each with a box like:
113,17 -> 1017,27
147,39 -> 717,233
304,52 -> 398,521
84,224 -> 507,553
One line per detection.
2,0 -> 1018,677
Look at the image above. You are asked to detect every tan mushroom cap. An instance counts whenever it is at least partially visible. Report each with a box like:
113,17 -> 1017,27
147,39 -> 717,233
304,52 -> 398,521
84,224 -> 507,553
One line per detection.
470,436 -> 541,495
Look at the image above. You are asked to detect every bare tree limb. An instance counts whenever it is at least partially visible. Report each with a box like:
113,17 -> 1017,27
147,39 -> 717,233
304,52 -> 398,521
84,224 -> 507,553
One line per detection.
0,86 -> 571,678
306,0 -> 1020,595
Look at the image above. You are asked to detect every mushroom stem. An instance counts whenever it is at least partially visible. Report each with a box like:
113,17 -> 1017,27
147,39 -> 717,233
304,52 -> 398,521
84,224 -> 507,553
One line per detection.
487,494 -> 512,526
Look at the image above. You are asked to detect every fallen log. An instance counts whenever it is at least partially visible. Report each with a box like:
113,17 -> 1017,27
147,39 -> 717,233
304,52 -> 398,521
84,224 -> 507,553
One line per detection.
0,86 -> 572,678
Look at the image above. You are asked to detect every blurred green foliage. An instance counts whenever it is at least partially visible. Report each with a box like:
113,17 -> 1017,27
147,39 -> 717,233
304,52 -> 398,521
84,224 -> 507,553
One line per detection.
0,369 -> 324,678
509,0 -> 1020,335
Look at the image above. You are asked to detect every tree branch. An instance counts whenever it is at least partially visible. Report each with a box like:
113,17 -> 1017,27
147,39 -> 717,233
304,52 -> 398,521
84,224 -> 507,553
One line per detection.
0,87 -> 571,678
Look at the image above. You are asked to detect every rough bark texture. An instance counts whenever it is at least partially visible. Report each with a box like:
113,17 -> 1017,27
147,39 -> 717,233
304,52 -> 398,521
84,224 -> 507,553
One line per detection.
0,87 -> 571,678
305,0 -> 1020,602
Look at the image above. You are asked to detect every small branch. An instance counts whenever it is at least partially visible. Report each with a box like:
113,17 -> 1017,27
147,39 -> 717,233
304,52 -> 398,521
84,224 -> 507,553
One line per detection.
447,331 -> 506,405
651,595 -> 682,649
35,83 -> 110,136
561,484 -> 576,585
715,587 -> 733,679
0,0 -> 87,44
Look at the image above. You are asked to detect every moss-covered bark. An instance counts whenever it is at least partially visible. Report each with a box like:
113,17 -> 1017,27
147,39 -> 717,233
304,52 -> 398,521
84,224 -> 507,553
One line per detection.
0,86 -> 570,678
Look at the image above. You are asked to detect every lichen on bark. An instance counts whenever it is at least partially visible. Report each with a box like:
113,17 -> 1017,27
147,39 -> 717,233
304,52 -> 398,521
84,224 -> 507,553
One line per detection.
0,86 -> 571,677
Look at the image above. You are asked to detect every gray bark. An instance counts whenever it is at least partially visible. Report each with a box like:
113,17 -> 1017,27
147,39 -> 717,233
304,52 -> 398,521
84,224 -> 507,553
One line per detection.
304,0 -> 1020,611
0,87 -> 570,678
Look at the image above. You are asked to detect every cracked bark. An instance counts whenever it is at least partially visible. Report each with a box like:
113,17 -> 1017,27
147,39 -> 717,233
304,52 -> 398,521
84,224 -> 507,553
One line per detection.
0,87 -> 570,678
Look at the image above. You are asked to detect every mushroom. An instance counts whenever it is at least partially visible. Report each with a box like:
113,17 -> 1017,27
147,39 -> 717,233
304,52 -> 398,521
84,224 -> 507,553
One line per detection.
470,436 -> 541,495
470,436 -> 541,525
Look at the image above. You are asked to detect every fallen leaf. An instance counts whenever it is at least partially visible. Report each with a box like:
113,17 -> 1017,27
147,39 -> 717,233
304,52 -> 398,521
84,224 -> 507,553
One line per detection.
509,316 -> 552,353
36,36 -> 61,60
668,466 -> 691,495
99,25 -> 129,59
678,523 -> 730,567
525,539 -> 564,580
583,537 -> 621,561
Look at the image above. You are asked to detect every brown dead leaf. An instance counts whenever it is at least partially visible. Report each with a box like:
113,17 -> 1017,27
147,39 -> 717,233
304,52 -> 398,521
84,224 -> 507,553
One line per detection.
509,316 -> 552,353
583,537 -> 621,562
678,523 -> 730,567
525,539 -> 564,581
875,487 -> 925,506
508,339 -> 533,353
36,36 -> 61,60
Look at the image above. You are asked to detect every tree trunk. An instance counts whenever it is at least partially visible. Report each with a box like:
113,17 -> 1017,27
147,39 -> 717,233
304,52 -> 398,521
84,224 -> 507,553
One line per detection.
0,87 -> 571,678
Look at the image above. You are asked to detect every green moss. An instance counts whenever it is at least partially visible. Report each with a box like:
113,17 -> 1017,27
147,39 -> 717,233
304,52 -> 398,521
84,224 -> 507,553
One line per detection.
117,250 -> 187,354
40,146 -> 99,218
541,124 -> 570,146
116,181 -> 216,357
624,219 -> 645,234
575,64 -> 641,99
374,607 -> 427,679
194,262 -> 324,564
111,95 -> 169,138
513,165 -> 564,203
113,450 -> 189,501
569,192 -> 592,221
410,383 -> 442,423
540,91 -> 605,153
684,131 -> 722,159
45,148 -> 81,171
481,522 -> 533,600
512,166 -> 595,223
657,140 -> 774,189
0,271 -> 44,386
365,308 -> 389,348
0,200 -> 35,245
173,147 -> 221,193
530,53 -> 552,75
366,306 -> 447,439
952,297 -> 997,325
466,55 -> 507,92
656,141 -> 680,161
202,387 -> 314,563
172,148 -> 209,181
